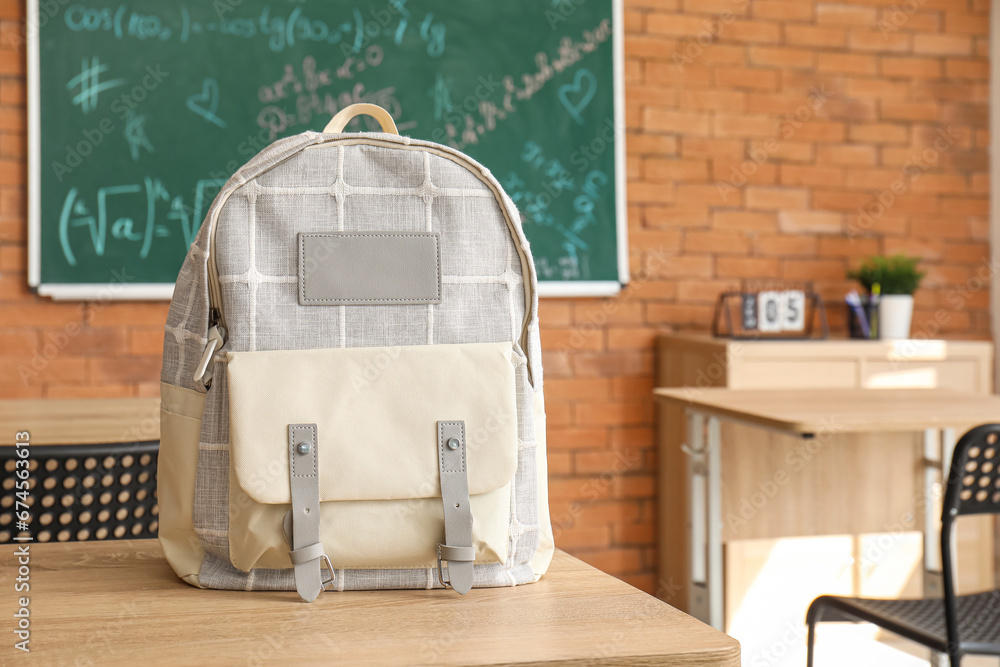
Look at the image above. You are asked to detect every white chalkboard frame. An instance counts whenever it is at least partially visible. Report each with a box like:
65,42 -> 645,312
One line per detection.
27,0 -> 627,300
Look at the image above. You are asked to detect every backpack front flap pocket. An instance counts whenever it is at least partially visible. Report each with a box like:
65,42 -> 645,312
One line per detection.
225,341 -> 518,572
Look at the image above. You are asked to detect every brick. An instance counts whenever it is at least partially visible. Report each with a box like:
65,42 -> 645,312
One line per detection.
754,235 -> 819,256
644,158 -> 709,182
130,327 -> 165,356
745,187 -> 809,210
646,303 -> 715,324
47,385 -> 134,399
913,33 -> 972,56
817,4 -> 877,26
606,327 -> 661,350
642,254 -> 714,278
944,13 -> 989,36
0,328 -> 37,356
785,24 -> 846,48
684,230 -> 751,254
749,46 -> 816,70
645,203 -> 710,228
50,327 -> 126,357
848,30 -> 911,53
624,36 -> 679,61
845,168 -> 909,190
817,52 -> 878,76
680,137 -> 745,160
0,78 -> 23,105
646,61 -> 713,87
748,139 -> 814,162
626,133 -> 678,157
575,449 -> 644,475
540,327 -> 603,352
783,258 -> 846,281
849,123 -> 909,144
643,107 -> 709,135
713,113 -> 775,139
86,303 -> 170,327
545,378 -> 611,402
675,278 -> 742,302
845,77 -> 910,100
881,56 -> 943,79
778,164 -> 845,187
89,356 -> 161,385
678,89 -> 746,112
574,548 -> 644,574
817,144 -> 877,166
714,67 -> 779,91
778,210 -> 845,233
880,101 -> 941,122
572,351 -> 655,377
627,182 -> 676,204
726,19 -> 782,44
945,58 -> 988,80
788,120 -> 847,143
712,210 -> 777,231
818,236 -> 880,258
716,256 -> 781,278
547,428 -> 609,450
752,0 -> 813,20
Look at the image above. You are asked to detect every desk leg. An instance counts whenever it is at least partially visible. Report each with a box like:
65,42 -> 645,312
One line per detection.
706,416 -> 723,631
688,412 -> 708,625
686,412 -> 724,630
922,428 -> 956,667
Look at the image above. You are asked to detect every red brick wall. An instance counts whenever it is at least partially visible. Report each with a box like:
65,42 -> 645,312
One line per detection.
0,0 -> 990,593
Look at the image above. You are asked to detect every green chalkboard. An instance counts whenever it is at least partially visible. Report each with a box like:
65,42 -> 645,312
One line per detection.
29,0 -> 626,298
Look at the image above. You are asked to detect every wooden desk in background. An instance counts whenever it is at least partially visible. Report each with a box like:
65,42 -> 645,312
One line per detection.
0,398 -> 741,664
655,387 -> 1000,631
0,398 -> 161,445
655,334 -> 995,625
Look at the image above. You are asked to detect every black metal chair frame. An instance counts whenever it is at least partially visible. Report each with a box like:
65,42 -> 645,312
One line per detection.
806,423 -> 1000,666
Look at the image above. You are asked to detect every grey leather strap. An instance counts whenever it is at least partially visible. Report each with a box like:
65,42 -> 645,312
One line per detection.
287,424 -> 325,602
437,421 -> 474,594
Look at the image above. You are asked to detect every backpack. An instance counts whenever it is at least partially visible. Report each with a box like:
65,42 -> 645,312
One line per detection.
158,103 -> 553,602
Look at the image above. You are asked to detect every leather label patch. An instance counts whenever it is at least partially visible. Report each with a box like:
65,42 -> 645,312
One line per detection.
298,232 -> 442,305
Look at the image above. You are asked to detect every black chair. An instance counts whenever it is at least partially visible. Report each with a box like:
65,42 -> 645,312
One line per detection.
806,423 -> 1000,666
0,442 -> 159,544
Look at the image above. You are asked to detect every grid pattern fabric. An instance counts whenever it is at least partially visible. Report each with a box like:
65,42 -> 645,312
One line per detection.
161,131 -> 544,591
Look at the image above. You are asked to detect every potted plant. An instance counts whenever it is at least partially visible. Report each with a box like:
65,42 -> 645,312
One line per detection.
847,254 -> 925,340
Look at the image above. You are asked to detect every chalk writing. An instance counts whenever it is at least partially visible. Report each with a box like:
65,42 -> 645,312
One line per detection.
58,179 -> 224,266
432,19 -> 611,150
186,78 -> 227,129
67,56 -> 123,113
123,112 -> 153,160
63,3 -> 446,56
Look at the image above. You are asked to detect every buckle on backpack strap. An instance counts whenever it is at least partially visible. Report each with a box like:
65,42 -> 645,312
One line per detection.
436,543 -> 475,588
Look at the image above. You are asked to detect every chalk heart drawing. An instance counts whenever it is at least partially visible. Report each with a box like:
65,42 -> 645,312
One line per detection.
558,68 -> 597,125
186,78 -> 227,129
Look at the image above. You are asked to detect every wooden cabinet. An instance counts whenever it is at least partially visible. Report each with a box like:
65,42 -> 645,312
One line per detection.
656,334 -> 994,619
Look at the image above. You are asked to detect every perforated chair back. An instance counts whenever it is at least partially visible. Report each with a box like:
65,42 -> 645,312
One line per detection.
0,442 -> 158,544
940,424 -> 1000,660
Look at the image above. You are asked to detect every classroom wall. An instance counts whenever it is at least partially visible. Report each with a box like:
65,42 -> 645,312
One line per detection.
0,0 -> 990,593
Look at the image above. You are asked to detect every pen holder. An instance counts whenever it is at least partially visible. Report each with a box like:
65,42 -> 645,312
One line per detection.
847,298 -> 878,339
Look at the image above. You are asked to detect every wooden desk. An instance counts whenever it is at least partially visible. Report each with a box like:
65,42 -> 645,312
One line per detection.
0,398 -> 160,445
0,541 -> 740,666
654,387 -> 1000,630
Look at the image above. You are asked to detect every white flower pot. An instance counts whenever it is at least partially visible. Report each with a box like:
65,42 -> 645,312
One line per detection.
878,294 -> 914,340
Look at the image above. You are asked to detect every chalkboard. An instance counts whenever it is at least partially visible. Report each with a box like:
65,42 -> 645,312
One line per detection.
28,0 -> 626,299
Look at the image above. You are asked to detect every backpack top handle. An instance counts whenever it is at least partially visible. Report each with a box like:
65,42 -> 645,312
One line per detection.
323,103 -> 398,135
